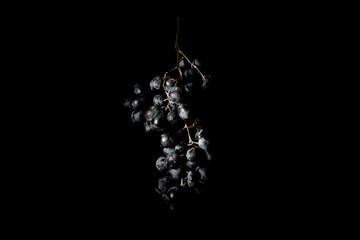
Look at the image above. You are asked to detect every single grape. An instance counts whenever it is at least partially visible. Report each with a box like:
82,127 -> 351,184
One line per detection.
156,156 -> 168,172
192,58 -> 201,67
161,193 -> 170,203
198,137 -> 212,160
133,83 -> 142,95
179,56 -> 186,68
187,161 -> 198,170
160,133 -> 174,148
177,103 -> 190,120
153,94 -> 163,106
169,101 -> 179,111
166,151 -> 178,165
168,167 -> 181,180
150,76 -> 162,90
186,171 -> 195,187
197,167 -> 207,183
186,147 -> 197,161
195,128 -> 206,140
168,86 -> 183,103
204,150 -> 213,161
184,69 -> 194,78
157,176 -> 172,194
169,191 -> 175,199
167,186 -> 180,199
165,78 -> 176,91
131,110 -> 142,123
163,147 -> 175,156
175,142 -> 185,154
198,137 -> 209,151
202,74 -> 211,90
152,110 -> 166,130
122,98 -> 132,109
144,121 -> 153,132
184,82 -> 194,92
167,111 -> 179,125
131,98 -> 141,109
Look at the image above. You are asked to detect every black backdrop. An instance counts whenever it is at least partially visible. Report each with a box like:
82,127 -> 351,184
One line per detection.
35,12 -> 319,234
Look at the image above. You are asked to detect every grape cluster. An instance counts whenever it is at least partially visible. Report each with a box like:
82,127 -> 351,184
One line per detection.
123,22 -> 212,210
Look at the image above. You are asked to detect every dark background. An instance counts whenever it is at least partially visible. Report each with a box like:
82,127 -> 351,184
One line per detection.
27,11 -> 324,233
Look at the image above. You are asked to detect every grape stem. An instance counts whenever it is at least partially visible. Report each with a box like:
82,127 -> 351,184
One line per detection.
174,18 -> 206,83
175,17 -> 182,79
178,121 -> 198,146
161,18 -> 208,113
180,178 -> 185,187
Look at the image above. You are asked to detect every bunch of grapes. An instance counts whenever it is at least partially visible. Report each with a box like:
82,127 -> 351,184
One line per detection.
123,19 -> 213,209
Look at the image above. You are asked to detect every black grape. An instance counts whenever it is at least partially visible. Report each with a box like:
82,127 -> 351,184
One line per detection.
184,69 -> 194,79
165,78 -> 176,91
198,137 -> 209,151
186,171 -> 195,188
175,143 -> 185,154
163,147 -> 175,156
192,58 -> 201,67
186,147 -> 197,162
168,86 -> 183,103
160,133 -> 174,148
156,176 -> 172,194
165,151 -> 178,165
167,186 -> 180,199
123,98 -> 132,109
134,83 -> 143,95
184,82 -> 193,92
197,167 -> 207,184
144,121 -> 153,132
167,111 -> 179,125
156,156 -> 168,172
131,110 -> 143,123
195,128 -> 206,140
152,110 -> 166,128
168,167 -> 181,180
131,98 -> 141,109
177,103 -> 190,120
187,161 -> 198,170
150,76 -> 162,90
179,57 -> 186,68
153,94 -> 163,106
